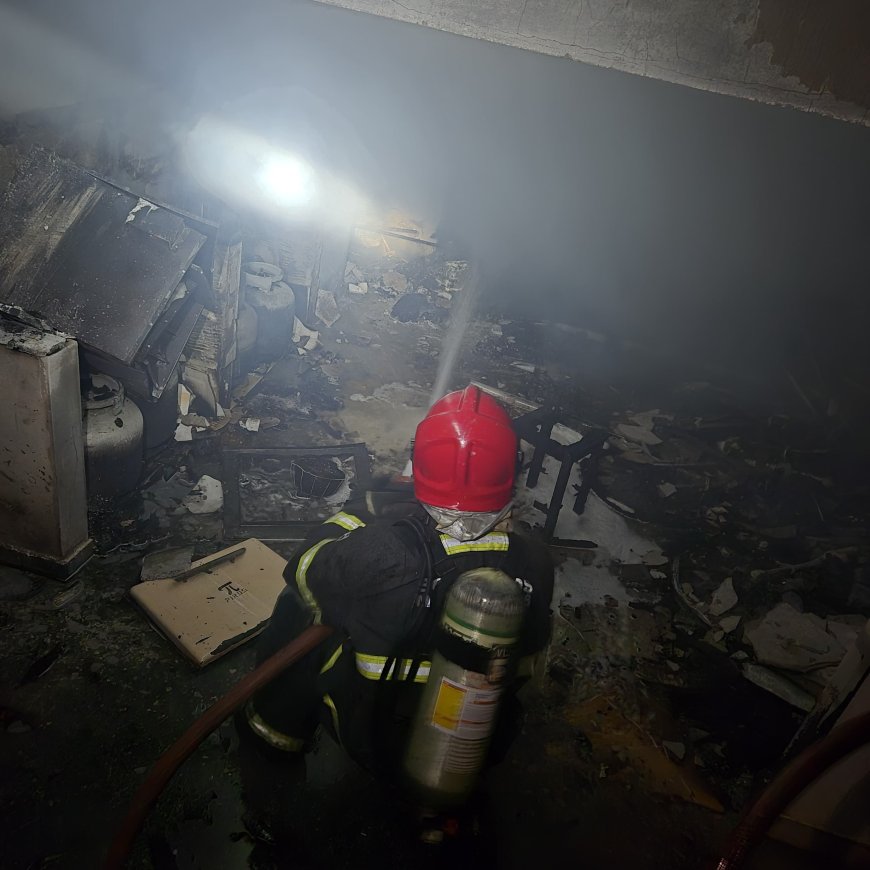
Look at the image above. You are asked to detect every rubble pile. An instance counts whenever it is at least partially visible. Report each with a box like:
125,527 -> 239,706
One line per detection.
344,248 -> 466,326
511,363 -> 870,813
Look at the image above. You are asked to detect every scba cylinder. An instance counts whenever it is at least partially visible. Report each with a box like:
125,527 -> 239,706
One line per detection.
402,567 -> 525,811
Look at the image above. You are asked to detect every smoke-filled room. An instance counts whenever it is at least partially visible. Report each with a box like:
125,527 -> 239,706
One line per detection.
2,2 -> 870,868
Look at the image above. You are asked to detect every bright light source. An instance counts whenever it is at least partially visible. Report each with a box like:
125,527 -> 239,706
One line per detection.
257,154 -> 316,207
184,117 -> 368,223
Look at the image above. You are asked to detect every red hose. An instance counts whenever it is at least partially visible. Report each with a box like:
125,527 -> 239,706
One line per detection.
715,709 -> 870,869
104,624 -> 333,870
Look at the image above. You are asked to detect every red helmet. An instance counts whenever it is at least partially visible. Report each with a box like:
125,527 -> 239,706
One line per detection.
413,385 -> 517,512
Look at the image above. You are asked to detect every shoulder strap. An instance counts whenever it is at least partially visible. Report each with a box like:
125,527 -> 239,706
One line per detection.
394,515 -> 434,606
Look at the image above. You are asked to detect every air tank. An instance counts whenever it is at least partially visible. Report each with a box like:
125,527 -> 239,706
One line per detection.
403,567 -> 525,811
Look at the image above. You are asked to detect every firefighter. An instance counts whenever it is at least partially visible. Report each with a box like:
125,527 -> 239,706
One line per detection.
237,384 -> 554,852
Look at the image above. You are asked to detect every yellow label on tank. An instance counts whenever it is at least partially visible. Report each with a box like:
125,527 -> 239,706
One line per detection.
431,678 -> 466,732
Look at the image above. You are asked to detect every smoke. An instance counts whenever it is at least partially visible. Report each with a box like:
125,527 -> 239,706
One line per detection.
3,0 -> 870,386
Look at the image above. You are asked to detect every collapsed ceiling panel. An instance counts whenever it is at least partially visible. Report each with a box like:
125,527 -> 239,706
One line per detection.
0,148 -> 206,365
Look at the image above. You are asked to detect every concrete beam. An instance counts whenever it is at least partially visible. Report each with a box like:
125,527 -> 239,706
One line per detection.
312,0 -> 870,125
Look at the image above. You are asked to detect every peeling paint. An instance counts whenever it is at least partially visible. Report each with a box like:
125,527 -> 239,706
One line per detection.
751,0 -> 870,110
313,0 -> 870,123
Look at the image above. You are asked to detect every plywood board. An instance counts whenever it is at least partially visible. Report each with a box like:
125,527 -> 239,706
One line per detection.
130,538 -> 286,667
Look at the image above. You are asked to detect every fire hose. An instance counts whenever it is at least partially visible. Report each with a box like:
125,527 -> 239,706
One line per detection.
103,624 -> 333,870
715,709 -> 870,869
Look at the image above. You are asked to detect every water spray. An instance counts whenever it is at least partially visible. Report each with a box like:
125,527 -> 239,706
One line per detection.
429,264 -> 479,406
401,265 -> 480,478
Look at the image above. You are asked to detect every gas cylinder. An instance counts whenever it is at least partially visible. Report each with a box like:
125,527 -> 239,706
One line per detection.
235,301 -> 259,375
402,567 -> 525,811
246,280 -> 295,360
236,302 -> 259,356
83,374 -> 144,499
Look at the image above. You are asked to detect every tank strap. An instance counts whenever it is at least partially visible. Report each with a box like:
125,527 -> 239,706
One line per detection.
435,626 -> 516,679
394,515 -> 437,617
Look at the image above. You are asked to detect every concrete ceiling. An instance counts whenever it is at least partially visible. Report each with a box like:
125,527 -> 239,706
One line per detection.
313,0 -> 870,125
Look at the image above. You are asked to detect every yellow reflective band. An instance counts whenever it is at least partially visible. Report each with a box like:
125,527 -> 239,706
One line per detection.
439,532 -> 510,555
355,652 -> 389,680
319,643 -> 343,675
408,661 -> 432,683
354,652 -> 431,683
245,705 -> 306,753
325,511 -> 366,531
295,537 -> 337,623
323,693 -> 341,743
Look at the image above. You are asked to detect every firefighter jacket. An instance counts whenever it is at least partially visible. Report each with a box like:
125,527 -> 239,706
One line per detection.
249,501 -> 554,775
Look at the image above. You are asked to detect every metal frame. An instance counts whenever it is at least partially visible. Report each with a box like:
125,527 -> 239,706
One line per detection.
512,407 -> 608,543
223,444 -> 372,540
